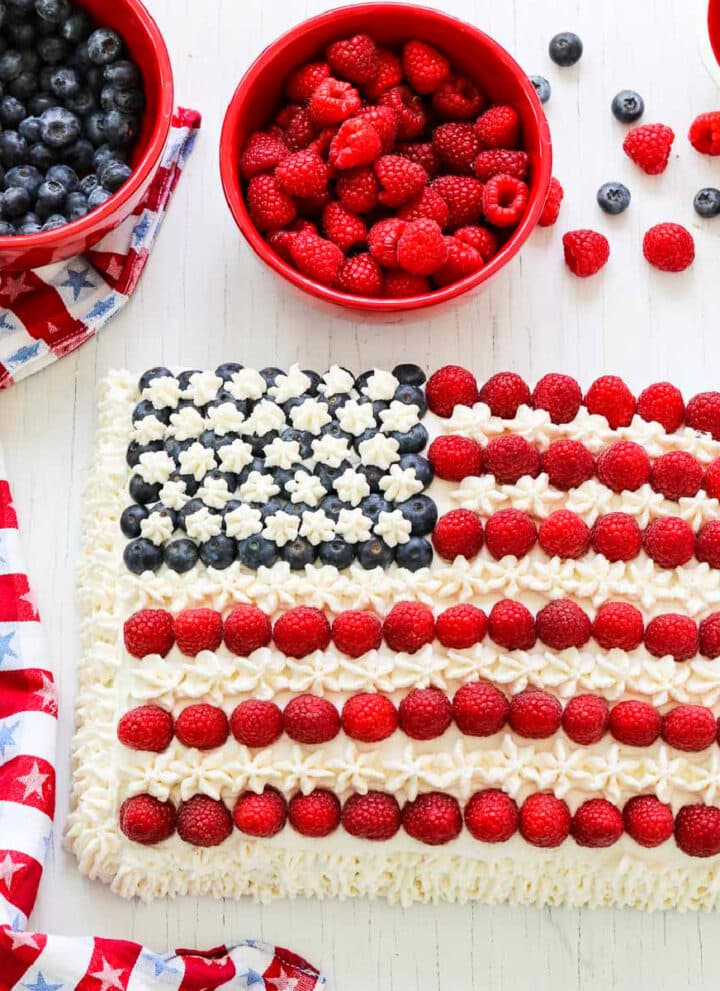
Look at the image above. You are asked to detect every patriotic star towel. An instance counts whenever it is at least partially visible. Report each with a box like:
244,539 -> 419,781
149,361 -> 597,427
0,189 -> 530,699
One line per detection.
0,450 -> 327,990
0,108 -> 201,391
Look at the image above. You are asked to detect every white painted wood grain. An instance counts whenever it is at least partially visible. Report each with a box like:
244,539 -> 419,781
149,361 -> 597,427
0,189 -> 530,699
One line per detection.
2,0 -> 720,986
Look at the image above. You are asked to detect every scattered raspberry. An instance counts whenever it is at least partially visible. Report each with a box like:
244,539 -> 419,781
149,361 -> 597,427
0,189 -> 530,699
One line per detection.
427,434 -> 483,480
383,271 -> 430,297
286,61 -> 331,103
591,512 -> 643,561
704,460 -> 720,499
396,218 -> 448,276
662,704 -> 716,752
609,699 -> 661,746
432,509 -> 484,561
562,694 -> 610,745
572,799 -> 624,848
432,75 -> 485,121
379,85 -> 427,140
233,787 -> 286,838
519,793 -> 571,848
397,187 -> 450,228
283,694 -> 341,744
643,222 -> 695,272
696,520 -> 720,568
592,601 -> 644,650
247,174 -> 297,232
643,516 -> 695,568
276,149 -> 329,199
119,794 -> 175,845
336,166 -> 379,214
337,252 -> 384,296
402,39 -> 450,95
397,140 -> 440,176
230,699 -> 283,748
623,123 -> 675,174
479,372 -> 530,418
175,703 -> 229,750
433,235 -> 484,286
332,610 -> 382,657
541,439 -> 595,489
363,47 -> 403,101
177,795 -> 233,847
342,791 -> 401,840
688,111 -> 720,155
431,175 -> 485,229
436,605 -> 487,650
686,392 -> 720,440
402,792 -> 462,845
399,687 -> 453,740
538,176 -> 564,227
623,795 -> 675,848
562,229 -> 610,277
289,230 -> 344,287
374,154 -> 427,208
239,131 -> 289,179
322,201 -> 367,252
354,104 -> 399,152
485,508 -> 538,560
464,789 -> 518,842
432,122 -> 481,173
288,789 -> 341,837
531,373 -> 582,424
328,117 -> 382,171
699,612 -> 720,658
117,705 -> 174,752
224,604 -> 272,656
341,693 -> 398,742
585,375 -> 636,428
596,441 -> 650,493
475,105 -> 520,148
538,509 -> 591,559
637,381 -> 685,433
123,609 -> 175,658
645,613 -> 698,661
174,609 -> 223,656
536,599 -> 591,650
273,606 -> 331,658
326,34 -> 378,85
308,77 -> 361,127
482,173 -> 529,227
474,148 -> 528,182
650,451 -> 703,501
674,803 -> 720,857
484,435 -> 540,484
452,680 -> 508,736
383,601 -> 435,653
488,599 -> 537,650
368,217 -> 407,267
455,225 -> 499,261
509,688 -> 562,739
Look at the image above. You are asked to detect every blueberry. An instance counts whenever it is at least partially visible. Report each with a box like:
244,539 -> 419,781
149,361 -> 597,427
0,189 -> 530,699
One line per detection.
10,71 -> 38,101
548,32 -> 583,67
65,190 -> 88,220
99,83 -> 116,111
6,20 -> 34,47
391,364 -> 424,387
27,141 -> 54,169
238,458 -> 265,484
40,106 -> 80,146
126,438 -> 163,468
398,494 -> 438,536
123,538 -> 163,574
326,394 -> 350,417
0,50 -> 22,82
1,184 -> 30,217
215,361 -> 243,381
79,172 -> 99,197
60,10 -> 91,44
360,493 -> 391,524
132,399 -> 171,425
199,534 -> 237,570
238,534 -> 277,569
282,396 -> 305,418
37,36 -> 67,64
88,185 -> 111,208
259,366 -> 283,388
4,164 -> 42,196
250,430 -> 278,458
394,383 -> 427,416
354,370 -> 373,393
0,220 -> 14,234
280,501 -> 310,520
17,218 -> 41,234
64,88 -> 95,116
164,437 -> 191,462
83,109 -> 105,145
129,474 -> 161,505
372,400 -> 389,418
694,187 -> 720,218
104,109 -> 137,148
302,369 -> 322,396
0,95 -> 24,127
139,366 -> 173,391
87,28 -> 123,65
112,86 -> 144,114
148,502 -> 178,531
316,461 -> 350,491
320,494 -> 347,522
177,498 -> 206,528
318,538 -> 355,569
357,538 -> 393,570
271,466 -> 295,495
42,213 -> 66,230
164,538 -> 199,574
319,420 -> 352,444
281,427 -> 313,459
103,59 -> 140,89
281,537 -> 317,570
399,453 -> 433,487
530,74 -> 551,104
46,163 -> 78,192
19,51 -> 40,74
597,181 -> 631,215
98,158 -> 131,192
120,503 -> 148,538
49,65 -> 80,99
27,92 -> 55,115
611,89 -> 644,123
18,115 -> 41,142
357,463 -> 384,493
35,179 -> 66,219
353,427 -> 377,452
395,537 -> 433,571
392,422 -> 428,455
35,0 -> 70,22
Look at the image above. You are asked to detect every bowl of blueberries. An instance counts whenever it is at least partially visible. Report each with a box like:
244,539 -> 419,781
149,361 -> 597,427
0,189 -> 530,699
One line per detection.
0,0 -> 174,270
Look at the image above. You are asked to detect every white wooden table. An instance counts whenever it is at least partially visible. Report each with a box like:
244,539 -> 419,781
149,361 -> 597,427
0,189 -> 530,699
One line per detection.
3,0 -> 720,986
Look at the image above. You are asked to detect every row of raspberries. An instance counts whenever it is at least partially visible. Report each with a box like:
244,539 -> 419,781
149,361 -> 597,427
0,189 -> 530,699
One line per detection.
119,788 -> 720,856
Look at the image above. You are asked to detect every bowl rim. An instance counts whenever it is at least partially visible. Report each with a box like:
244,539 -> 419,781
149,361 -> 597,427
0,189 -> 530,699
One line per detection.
0,0 -> 175,257
220,0 -> 553,313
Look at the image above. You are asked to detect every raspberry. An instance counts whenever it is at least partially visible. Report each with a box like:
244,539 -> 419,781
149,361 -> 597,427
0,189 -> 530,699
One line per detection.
643,516 -> 695,567
592,601 -> 644,650
239,131 -> 289,179
436,604 -> 487,649
123,609 -> 174,658
427,435 -> 483,480
353,105 -> 399,153
177,795 -> 233,847
276,149 -> 329,199
273,606 -> 331,658
479,372 -> 530,418
396,219 -> 448,276
609,699 -> 661,746
288,789 -> 341,837
538,176 -> 564,227
432,509 -> 484,561
536,600 -> 591,650
485,509 -> 537,560
402,39 -> 450,95
267,220 -> 316,262
519,793 -> 571,848
509,688 -> 562,739
650,451 -> 703,500
482,174 -> 529,227
307,126 -> 336,159
367,217 -> 407,268
173,608 -> 223,656
475,105 -> 520,148
455,225 -> 499,262
432,122 -> 481,173
643,223 -> 695,272
541,440 -> 595,490
119,794 -> 175,845
379,85 -> 426,141
326,34 -> 378,85
686,391 -> 720,440
591,513 -> 642,561
117,705 -> 174,752
402,792 -> 462,845
308,77 -> 361,127
674,804 -> 720,857
375,155 -> 427,208
705,460 -> 720,499
322,201 -> 367,252
286,61 -> 331,103
644,613 -> 698,661
175,703 -> 229,750
571,799 -> 624,848
531,373 -> 582,424
283,694 -> 340,744
247,174 -> 297,232
452,681 -> 508,736
688,111 -> 720,155
289,231 -> 344,288
699,612 -> 720,658
342,791 -> 401,841
230,699 -> 283,748
397,187 -> 450,228
431,175 -> 485,229
432,75 -> 485,121
276,104 -> 315,151
596,441 -> 651,493
328,118 -> 382,171
585,376 -> 636,428
661,704 -> 716,752
623,123 -> 675,174
484,435 -> 540,484
383,271 -> 430,297
383,601 -> 435,653
397,140 -> 440,176
233,787 -> 286,838
433,236 -> 484,286
341,693 -> 398,742
398,687 -> 453,739
562,229 -> 610,277
224,604 -> 272,656
623,795 -> 674,848
637,382 -> 685,433
363,47 -> 403,101
336,166 -> 379,214
464,789 -> 518,842
488,599 -> 537,651
696,520 -> 720,568
562,694 -> 610,745
337,253 -> 383,296
332,610 -> 382,657
538,509 -> 591,559
474,148 -> 528,182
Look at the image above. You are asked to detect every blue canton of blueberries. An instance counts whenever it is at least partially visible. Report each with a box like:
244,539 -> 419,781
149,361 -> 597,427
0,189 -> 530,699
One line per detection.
0,0 -> 143,236
122,363 -> 441,578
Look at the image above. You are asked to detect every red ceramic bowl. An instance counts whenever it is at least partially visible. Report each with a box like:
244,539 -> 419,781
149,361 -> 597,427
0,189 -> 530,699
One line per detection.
708,0 -> 720,78
0,0 -> 174,271
220,2 -> 552,313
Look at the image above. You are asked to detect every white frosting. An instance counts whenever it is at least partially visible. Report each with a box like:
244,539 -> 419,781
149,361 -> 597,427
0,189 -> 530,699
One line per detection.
320,365 -> 355,397
300,510 -> 336,546
169,406 -> 205,440
380,464 -> 424,503
228,368 -> 267,401
185,506 -> 223,542
374,510 -> 412,547
311,434 -> 351,468
224,504 -> 263,539
217,439 -> 254,474
143,376 -> 181,409
263,437 -> 302,470
358,433 -> 400,470
131,415 -> 166,444
178,442 -> 216,481
380,401 -> 420,434
289,398 -> 332,434
205,402 -> 246,436
140,513 -> 174,546
336,400 -> 376,437
286,470 -> 326,508
333,468 -> 371,507
362,369 -> 399,401
336,507 -> 373,544
198,475 -> 233,508
245,399 -> 285,436
136,450 -> 175,485
262,511 -> 301,547
184,371 -> 222,406
268,364 -> 312,403
239,470 -> 280,504
159,479 -> 187,511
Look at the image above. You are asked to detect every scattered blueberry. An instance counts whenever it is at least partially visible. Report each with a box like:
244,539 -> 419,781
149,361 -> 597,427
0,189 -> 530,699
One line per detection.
357,538 -> 394,570
399,453 -> 433,487
357,464 -> 384,492
138,366 -> 173,391
238,535 -> 278,569
395,537 -> 433,571
611,89 -> 644,123
177,497 -> 207,529
391,422 -> 428,455
398,494 -> 438,536
199,535 -> 237,570
281,537 -> 317,569
259,366 -> 283,388
128,474 -> 160,505
123,538 -> 163,574
394,383 -> 427,416
35,177 -> 66,217
316,461 -> 350,491
530,74 -> 551,104
360,493 -> 392,524
164,539 -> 199,574
318,538 -> 355,569
548,32 -> 583,67
320,494 -> 347,522
597,181 -> 631,215
354,370 -> 373,393
392,363 -> 426,386
302,369 -> 322,396
281,427 -> 313,459
40,105 -> 80,146
215,361 -> 243,381
120,503 -> 148,538
694,187 -> 720,218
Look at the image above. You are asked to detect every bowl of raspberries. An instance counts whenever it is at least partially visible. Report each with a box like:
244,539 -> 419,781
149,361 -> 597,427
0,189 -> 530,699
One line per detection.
221,2 -> 553,311
0,0 -> 174,270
